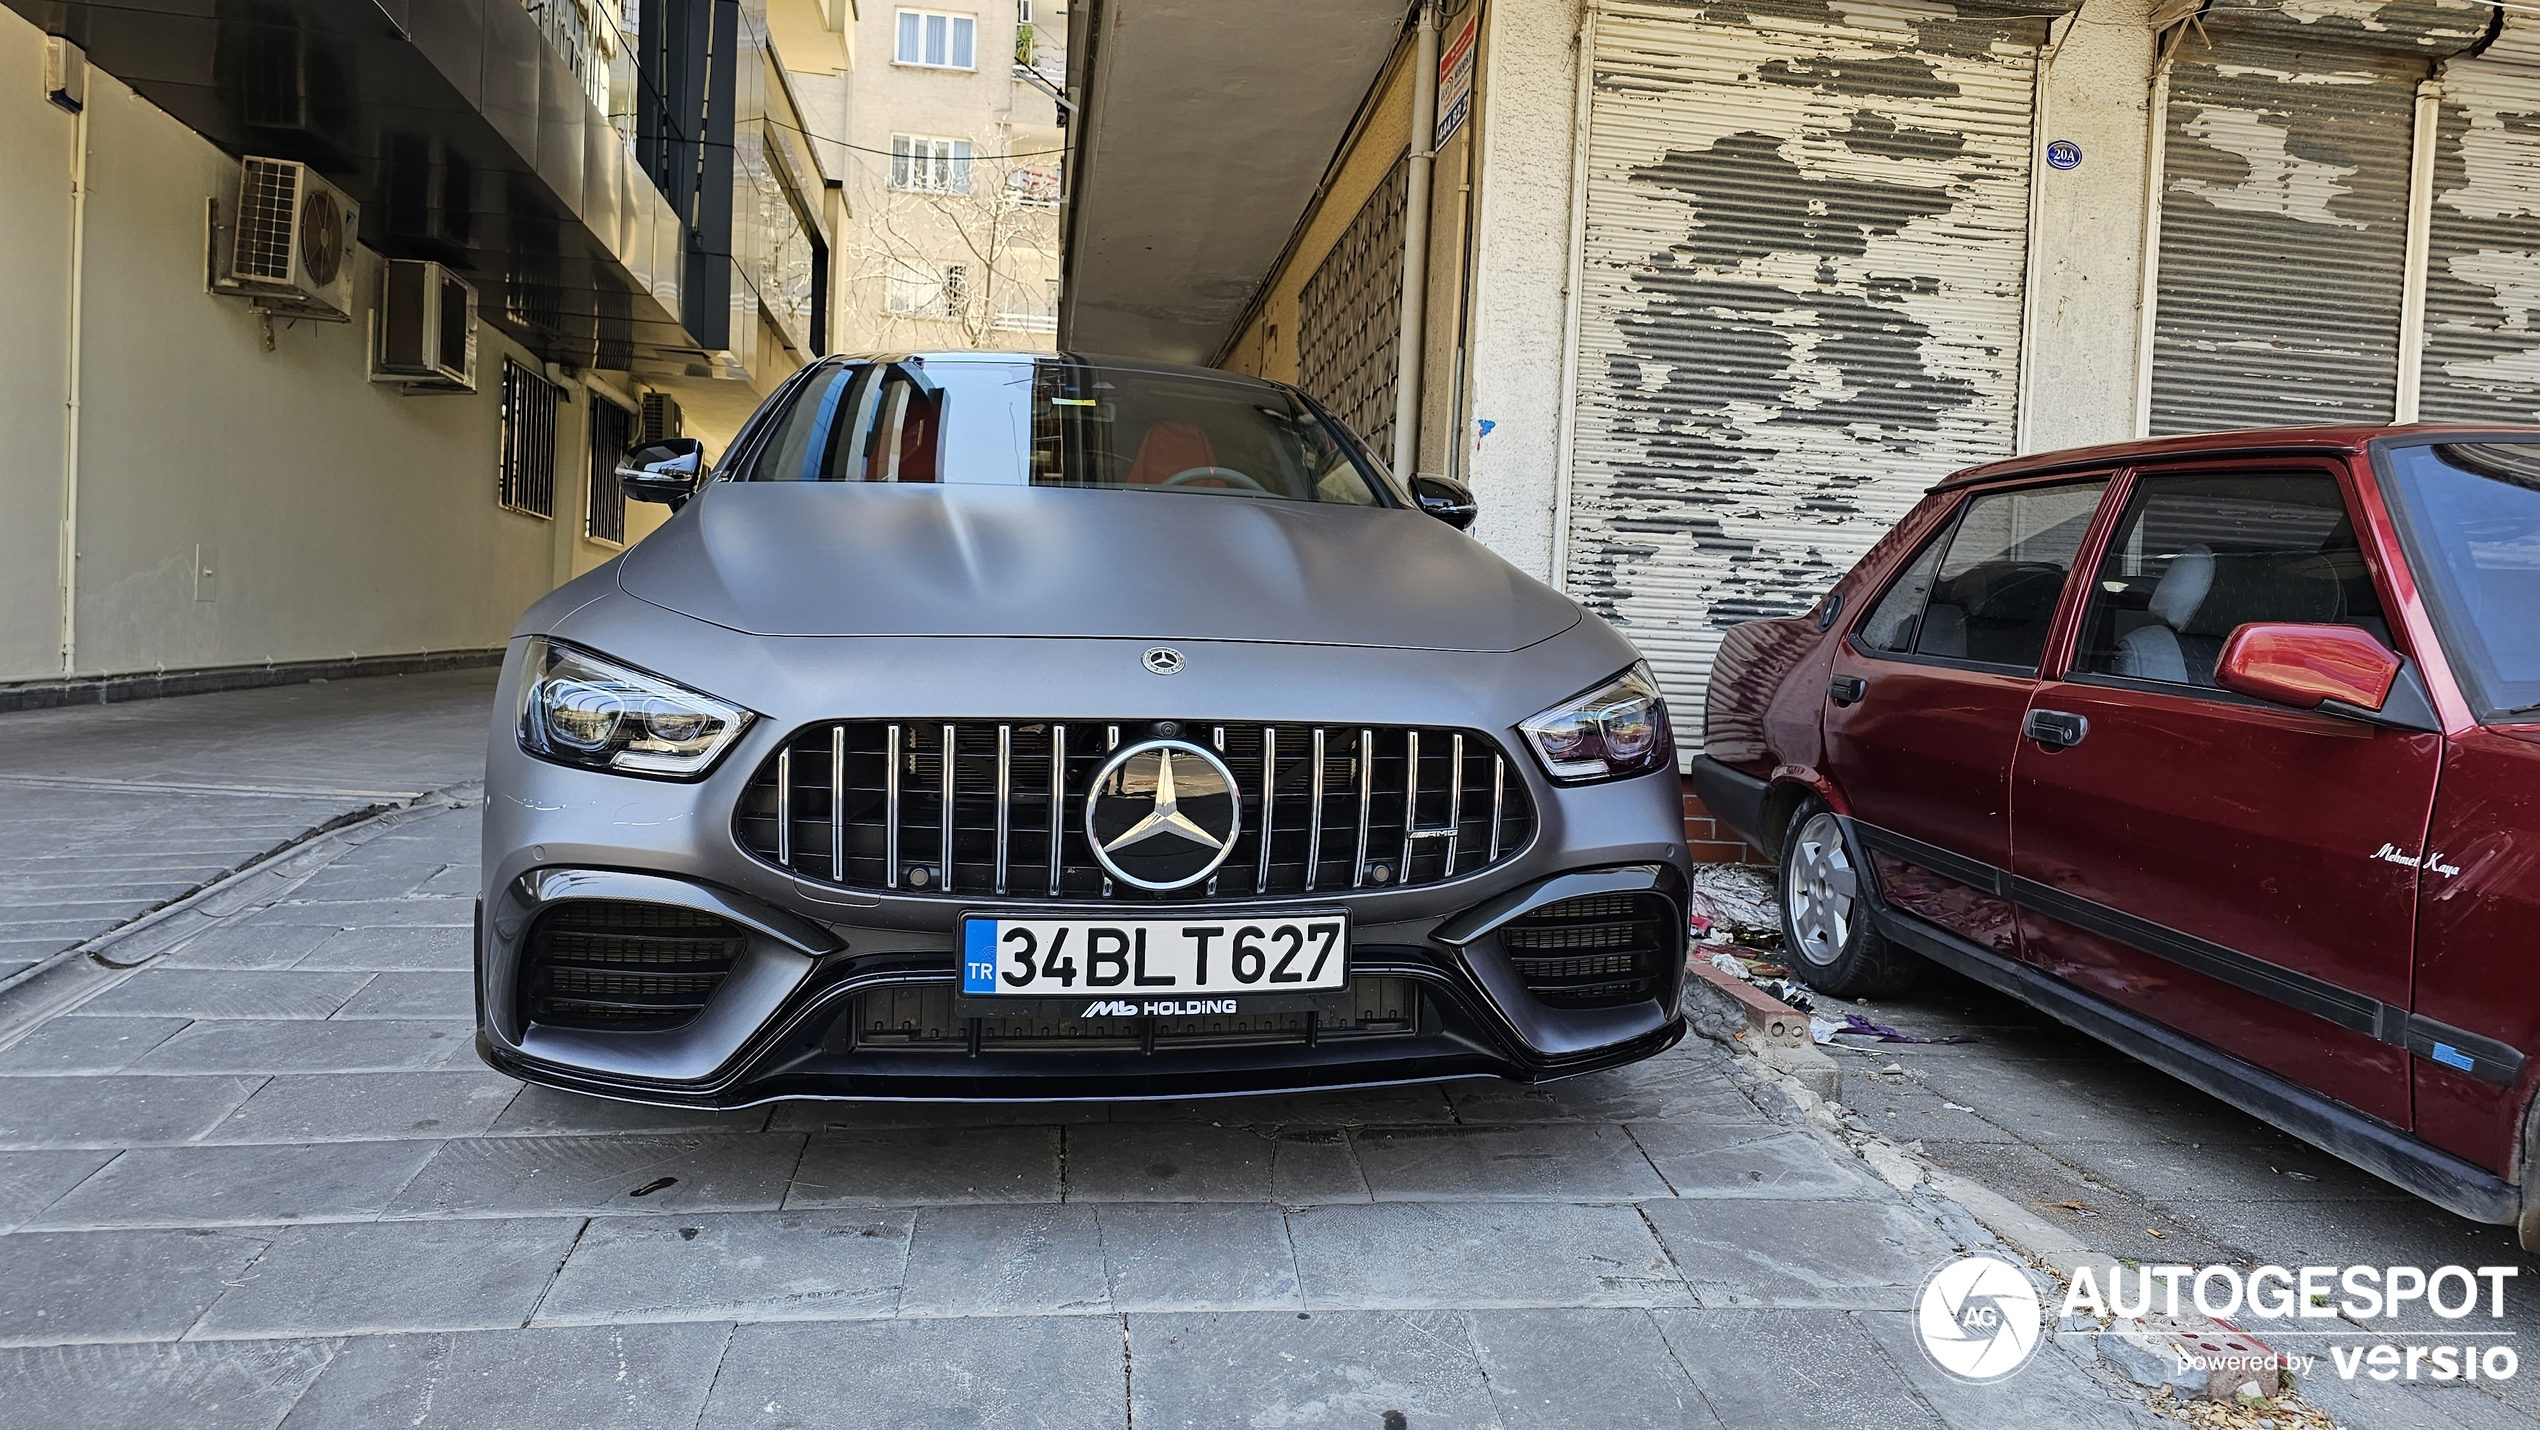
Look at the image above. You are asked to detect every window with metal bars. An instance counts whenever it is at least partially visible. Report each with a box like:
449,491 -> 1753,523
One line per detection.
587,392 -> 632,544
499,357 -> 560,519
734,720 -> 1535,901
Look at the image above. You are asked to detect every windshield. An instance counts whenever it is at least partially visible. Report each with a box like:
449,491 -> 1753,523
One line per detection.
2379,441 -> 2540,721
735,357 -> 1388,506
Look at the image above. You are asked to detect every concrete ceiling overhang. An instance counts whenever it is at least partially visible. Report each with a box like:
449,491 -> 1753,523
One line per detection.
1061,0 -> 1409,364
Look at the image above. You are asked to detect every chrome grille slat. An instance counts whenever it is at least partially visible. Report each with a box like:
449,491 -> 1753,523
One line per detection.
740,719 -> 1535,902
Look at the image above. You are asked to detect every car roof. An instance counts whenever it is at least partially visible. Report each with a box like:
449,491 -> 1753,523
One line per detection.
1937,423 -> 2540,489
828,350 -> 1293,391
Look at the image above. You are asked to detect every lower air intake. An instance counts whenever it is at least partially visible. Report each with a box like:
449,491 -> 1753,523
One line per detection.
1501,891 -> 1675,1008
523,901 -> 745,1032
849,977 -> 1420,1052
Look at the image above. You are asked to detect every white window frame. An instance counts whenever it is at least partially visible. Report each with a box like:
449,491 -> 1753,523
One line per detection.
1017,0 -> 1032,23
890,134 -> 974,194
884,258 -> 967,319
894,8 -> 978,69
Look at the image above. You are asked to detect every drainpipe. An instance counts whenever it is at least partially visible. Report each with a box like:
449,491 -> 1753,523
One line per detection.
2395,76 -> 2442,424
59,101 -> 88,676
1391,0 -> 1442,483
2130,57 -> 2172,440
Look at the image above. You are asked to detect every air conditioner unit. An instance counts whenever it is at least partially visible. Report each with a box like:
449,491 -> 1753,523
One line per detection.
370,259 -> 477,391
214,155 -> 358,320
640,390 -> 684,444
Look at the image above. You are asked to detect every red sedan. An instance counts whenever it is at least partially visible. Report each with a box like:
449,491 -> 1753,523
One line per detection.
1690,427 -> 2540,1241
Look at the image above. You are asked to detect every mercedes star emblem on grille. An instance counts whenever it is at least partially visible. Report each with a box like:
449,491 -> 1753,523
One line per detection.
1142,646 -> 1185,675
1086,739 -> 1241,890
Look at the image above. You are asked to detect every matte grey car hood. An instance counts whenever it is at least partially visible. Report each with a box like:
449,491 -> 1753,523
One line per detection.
616,482 -> 1582,652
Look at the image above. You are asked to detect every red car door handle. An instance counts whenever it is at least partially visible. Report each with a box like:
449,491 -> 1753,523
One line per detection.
2024,709 -> 2089,748
1829,675 -> 1867,706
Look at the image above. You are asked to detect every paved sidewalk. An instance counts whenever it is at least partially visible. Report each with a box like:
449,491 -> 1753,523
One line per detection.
0,763 -> 2169,1428
0,670 -> 497,977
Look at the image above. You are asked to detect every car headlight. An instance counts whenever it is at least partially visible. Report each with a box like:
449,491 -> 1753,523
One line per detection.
516,638 -> 753,779
1520,661 -> 1674,783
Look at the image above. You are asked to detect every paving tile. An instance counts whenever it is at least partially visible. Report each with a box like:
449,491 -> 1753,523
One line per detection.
483,1084 -> 769,1137
277,1324 -> 726,1429
199,1071 -> 520,1144
328,971 -> 471,1020
0,1075 -> 264,1149
73,970 -> 375,1021
1851,1311 -> 2163,1430
253,899 -> 472,929
786,1126 -> 1060,1207
1106,1083 -> 1463,1126
0,1227 -> 273,1345
1351,1122 -> 1671,1201
291,925 -> 471,972
126,1019 -> 470,1074
26,1140 -> 442,1230
1652,1308 -> 1947,1429
193,1217 -> 584,1337
0,1340 -> 339,1430
1128,1310 -> 1499,1430
387,1133 -> 805,1217
1641,1198 -> 1953,1311
287,864 -> 439,902
1467,1308 -> 1723,1429
1287,1201 -> 1690,1310
1062,1123 -> 1366,1203
699,1317 -> 1125,1430
1095,1202 -> 1301,1312
1628,1116 -> 1880,1199
0,1149 -> 117,1232
0,1017 -> 191,1075
1448,1046 -> 1757,1124
896,1203 -> 1111,1317
537,1209 -> 915,1324
160,924 -> 341,971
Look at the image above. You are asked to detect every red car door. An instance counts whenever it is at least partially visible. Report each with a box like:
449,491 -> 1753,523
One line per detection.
2010,463 -> 2439,1128
2373,437 -> 2540,1174
1824,478 -> 2110,954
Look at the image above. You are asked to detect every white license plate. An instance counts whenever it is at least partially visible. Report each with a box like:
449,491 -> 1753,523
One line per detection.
960,913 -> 1349,997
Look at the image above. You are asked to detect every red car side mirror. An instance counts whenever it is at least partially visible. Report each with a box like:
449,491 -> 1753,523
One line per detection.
2215,623 -> 2403,713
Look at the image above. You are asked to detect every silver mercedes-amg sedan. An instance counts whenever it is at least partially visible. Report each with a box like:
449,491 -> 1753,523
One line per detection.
477,352 -> 1691,1103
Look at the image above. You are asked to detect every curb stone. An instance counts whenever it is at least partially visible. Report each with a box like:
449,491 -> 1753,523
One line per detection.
0,780 -> 484,1042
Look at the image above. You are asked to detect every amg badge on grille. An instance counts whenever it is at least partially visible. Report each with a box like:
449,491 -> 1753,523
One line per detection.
1086,739 -> 1241,890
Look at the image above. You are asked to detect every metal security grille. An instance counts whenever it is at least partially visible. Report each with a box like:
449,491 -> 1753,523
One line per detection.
587,394 -> 632,544
735,720 -> 1534,901
1296,152 -> 1409,461
2420,21 -> 2540,422
499,358 -> 560,519
1565,0 -> 2040,726
2149,50 -> 2420,434
233,157 -> 299,282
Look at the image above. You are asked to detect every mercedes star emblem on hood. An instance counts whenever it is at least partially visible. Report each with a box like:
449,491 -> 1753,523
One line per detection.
1086,740 -> 1241,890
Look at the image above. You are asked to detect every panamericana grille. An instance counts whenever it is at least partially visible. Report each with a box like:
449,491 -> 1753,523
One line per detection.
736,721 -> 1535,900
1502,891 -> 1675,1008
849,977 -> 1419,1052
523,901 -> 745,1032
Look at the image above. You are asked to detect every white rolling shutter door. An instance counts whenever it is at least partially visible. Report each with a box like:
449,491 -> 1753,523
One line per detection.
2421,16 -> 2540,423
1565,0 -> 2044,726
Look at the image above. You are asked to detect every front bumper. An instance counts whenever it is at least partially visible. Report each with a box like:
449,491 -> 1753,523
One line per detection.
478,629 -> 1694,1105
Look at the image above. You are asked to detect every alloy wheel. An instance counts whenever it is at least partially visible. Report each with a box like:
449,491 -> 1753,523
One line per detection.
1785,811 -> 1859,967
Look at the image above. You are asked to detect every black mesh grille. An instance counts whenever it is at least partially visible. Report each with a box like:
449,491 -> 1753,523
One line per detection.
1503,891 -> 1675,1008
735,720 -> 1534,901
849,977 -> 1420,1052
523,901 -> 745,1032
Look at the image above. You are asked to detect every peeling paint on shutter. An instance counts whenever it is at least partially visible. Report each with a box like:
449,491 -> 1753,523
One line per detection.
1565,0 -> 2046,722
2421,14 -> 2540,422
2148,1 -> 2488,434
1299,153 -> 1411,461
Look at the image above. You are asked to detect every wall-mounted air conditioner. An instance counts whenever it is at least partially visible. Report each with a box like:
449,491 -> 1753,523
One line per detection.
641,391 -> 684,444
370,259 -> 477,392
212,155 -> 358,320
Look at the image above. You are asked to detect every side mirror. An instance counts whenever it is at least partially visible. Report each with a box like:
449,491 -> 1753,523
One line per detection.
1410,474 -> 1479,530
2215,623 -> 2402,714
619,437 -> 706,509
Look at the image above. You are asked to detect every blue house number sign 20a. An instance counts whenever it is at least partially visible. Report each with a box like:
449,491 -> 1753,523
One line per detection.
2045,140 -> 2083,171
